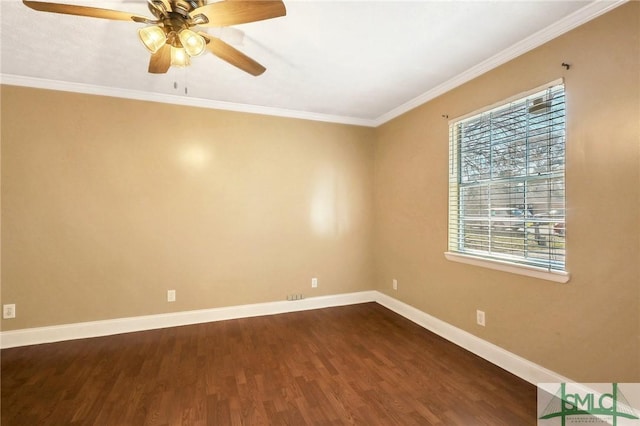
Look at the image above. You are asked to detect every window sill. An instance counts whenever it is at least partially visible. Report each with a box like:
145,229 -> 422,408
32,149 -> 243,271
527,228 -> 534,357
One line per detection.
444,252 -> 570,283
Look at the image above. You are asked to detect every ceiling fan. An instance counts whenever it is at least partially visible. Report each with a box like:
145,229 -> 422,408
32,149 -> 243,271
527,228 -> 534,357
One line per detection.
22,0 -> 286,76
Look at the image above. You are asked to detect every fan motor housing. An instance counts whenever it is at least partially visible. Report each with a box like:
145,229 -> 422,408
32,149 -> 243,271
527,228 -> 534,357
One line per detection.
173,0 -> 204,14
148,0 -> 204,18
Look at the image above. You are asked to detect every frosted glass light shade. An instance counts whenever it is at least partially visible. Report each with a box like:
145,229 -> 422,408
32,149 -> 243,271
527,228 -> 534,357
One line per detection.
170,47 -> 191,67
178,29 -> 206,57
138,26 -> 166,54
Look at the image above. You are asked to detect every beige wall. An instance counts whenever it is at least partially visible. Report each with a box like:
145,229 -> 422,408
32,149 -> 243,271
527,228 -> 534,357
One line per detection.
1,88 -> 375,329
1,2 -> 638,383
374,2 -> 639,382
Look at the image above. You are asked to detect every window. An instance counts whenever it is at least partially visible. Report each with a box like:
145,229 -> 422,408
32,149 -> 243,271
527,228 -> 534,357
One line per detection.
447,80 -> 567,279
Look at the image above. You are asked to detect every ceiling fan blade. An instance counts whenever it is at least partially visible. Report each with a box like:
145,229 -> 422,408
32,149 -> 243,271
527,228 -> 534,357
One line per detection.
191,0 -> 285,27
23,0 -> 151,22
200,33 -> 266,76
148,44 -> 172,74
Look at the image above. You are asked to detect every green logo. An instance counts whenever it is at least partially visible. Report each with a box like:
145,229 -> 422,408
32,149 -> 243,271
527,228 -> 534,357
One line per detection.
539,383 -> 639,425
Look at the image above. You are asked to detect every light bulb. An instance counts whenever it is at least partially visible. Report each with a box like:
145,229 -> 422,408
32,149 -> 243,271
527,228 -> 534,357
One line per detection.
138,26 -> 166,54
171,47 -> 191,67
178,29 -> 206,57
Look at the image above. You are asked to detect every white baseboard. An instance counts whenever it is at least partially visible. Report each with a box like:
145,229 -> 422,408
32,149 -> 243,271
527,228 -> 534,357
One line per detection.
374,292 -> 571,385
0,291 -> 378,349
0,290 -> 569,385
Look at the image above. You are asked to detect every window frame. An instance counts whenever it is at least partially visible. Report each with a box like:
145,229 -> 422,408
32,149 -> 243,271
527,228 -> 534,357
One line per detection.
445,79 -> 570,283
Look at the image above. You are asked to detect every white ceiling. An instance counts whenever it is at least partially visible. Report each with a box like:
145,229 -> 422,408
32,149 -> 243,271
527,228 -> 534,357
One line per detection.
0,0 -> 625,126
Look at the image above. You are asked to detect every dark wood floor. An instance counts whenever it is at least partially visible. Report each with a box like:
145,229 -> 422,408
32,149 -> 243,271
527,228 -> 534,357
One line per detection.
1,302 -> 536,425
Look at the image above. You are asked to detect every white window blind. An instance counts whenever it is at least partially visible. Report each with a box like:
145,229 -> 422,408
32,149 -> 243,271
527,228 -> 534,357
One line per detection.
448,82 -> 566,272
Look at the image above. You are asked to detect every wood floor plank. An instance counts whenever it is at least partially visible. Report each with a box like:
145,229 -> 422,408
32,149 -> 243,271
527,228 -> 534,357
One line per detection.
1,302 -> 537,425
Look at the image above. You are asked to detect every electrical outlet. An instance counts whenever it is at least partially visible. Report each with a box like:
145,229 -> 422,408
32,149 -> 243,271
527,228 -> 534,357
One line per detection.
392,279 -> 398,290
167,290 -> 176,302
311,277 -> 318,288
287,294 -> 304,301
3,304 -> 16,319
476,310 -> 485,327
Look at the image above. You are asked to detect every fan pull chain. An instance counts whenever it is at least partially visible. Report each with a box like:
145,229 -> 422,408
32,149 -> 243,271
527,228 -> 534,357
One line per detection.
184,66 -> 189,95
172,66 -> 189,95
173,81 -> 188,95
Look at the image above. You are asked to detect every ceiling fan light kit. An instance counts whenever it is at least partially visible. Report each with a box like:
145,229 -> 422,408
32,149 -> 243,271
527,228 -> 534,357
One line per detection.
22,0 -> 286,76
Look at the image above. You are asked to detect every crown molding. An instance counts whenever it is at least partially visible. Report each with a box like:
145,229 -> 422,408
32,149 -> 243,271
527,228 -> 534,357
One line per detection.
0,1 -> 626,129
0,74 -> 377,128
373,0 -> 628,126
